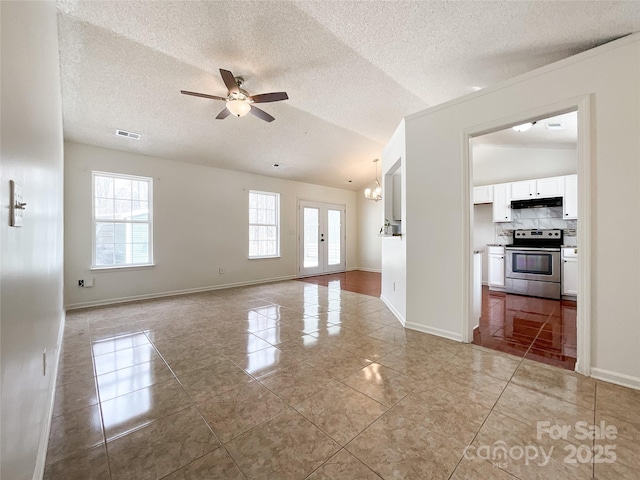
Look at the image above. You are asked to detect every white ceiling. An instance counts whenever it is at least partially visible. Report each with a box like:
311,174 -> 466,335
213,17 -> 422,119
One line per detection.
474,111 -> 578,149
56,1 -> 640,190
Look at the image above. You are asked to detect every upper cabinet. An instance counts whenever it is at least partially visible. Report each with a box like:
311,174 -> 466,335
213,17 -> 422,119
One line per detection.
511,176 -> 564,200
563,174 -> 578,219
537,176 -> 565,198
473,185 -> 493,204
492,183 -> 512,222
481,174 -> 577,223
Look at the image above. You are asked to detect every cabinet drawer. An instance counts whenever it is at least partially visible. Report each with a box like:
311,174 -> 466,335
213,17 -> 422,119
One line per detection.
488,246 -> 505,255
562,247 -> 578,258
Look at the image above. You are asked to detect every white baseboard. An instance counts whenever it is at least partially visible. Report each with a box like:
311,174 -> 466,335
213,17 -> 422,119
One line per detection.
33,310 -> 66,479
65,275 -> 298,310
404,322 -> 463,343
380,295 -> 406,326
355,267 -> 382,273
590,367 -> 640,391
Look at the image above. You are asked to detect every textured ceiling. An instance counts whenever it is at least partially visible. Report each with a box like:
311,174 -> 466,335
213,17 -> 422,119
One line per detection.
474,111 -> 578,149
56,1 -> 640,190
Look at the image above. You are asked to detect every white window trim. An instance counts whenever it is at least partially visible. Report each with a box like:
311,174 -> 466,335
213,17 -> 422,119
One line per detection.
248,190 -> 280,259
92,171 -> 154,269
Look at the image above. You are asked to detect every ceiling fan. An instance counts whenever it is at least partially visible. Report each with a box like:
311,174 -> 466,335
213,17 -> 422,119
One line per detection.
181,68 -> 288,123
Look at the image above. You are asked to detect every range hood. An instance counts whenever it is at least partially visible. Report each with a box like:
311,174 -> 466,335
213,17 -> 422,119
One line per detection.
510,196 -> 562,209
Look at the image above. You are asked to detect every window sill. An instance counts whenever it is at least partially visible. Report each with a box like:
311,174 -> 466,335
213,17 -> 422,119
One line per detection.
248,256 -> 281,260
91,264 -> 156,272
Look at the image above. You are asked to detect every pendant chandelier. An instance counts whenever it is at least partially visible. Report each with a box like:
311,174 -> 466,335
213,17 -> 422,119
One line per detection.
364,158 -> 382,202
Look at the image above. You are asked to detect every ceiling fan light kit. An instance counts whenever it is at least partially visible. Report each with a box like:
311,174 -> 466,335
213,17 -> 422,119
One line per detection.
182,68 -> 288,123
364,158 -> 382,202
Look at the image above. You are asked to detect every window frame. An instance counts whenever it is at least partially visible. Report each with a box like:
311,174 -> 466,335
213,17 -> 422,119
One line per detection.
248,190 -> 281,259
91,170 -> 154,270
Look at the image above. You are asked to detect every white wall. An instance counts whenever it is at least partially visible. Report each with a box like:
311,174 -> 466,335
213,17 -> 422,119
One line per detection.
380,121 -> 406,323
473,144 -> 577,186
473,204 -> 494,284
356,190 -> 383,272
388,35 -> 640,386
1,2 -> 65,478
65,142 -> 358,307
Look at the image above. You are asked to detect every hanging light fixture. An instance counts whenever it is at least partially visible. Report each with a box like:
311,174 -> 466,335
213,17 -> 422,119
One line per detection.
364,158 -> 382,202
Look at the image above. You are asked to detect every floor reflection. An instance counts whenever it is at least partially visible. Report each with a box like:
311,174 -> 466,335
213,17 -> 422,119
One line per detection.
473,286 -> 577,370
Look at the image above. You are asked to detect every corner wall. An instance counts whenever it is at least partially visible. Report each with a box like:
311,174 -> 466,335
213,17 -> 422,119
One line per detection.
64,142 -> 358,308
380,121 -> 406,323
399,35 -> 640,383
1,2 -> 65,478
356,189 -> 383,272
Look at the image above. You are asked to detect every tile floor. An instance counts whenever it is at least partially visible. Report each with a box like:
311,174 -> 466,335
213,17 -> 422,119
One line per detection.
473,286 -> 577,370
45,279 -> 639,479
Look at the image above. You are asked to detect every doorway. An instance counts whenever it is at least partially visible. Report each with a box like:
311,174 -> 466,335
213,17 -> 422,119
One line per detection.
464,98 -> 591,376
298,201 -> 346,276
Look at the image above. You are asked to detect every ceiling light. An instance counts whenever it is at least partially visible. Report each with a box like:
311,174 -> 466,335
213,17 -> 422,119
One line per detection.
512,121 -> 536,132
226,99 -> 251,117
364,158 -> 382,202
546,122 -> 565,130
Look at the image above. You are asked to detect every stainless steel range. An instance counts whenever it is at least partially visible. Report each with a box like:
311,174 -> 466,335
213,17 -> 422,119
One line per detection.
505,229 -> 563,300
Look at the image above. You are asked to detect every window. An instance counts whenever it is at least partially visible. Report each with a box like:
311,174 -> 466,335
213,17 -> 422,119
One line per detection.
249,190 -> 280,258
92,171 -> 153,268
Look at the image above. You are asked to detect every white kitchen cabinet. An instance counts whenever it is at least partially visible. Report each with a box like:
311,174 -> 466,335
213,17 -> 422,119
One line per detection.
473,185 -> 493,204
492,183 -> 511,222
562,247 -> 578,297
510,180 -> 537,200
511,177 -> 564,200
537,176 -> 565,198
563,174 -> 578,219
488,246 -> 506,289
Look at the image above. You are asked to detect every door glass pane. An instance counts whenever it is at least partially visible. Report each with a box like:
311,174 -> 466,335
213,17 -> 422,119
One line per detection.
327,209 -> 341,266
303,208 -> 319,268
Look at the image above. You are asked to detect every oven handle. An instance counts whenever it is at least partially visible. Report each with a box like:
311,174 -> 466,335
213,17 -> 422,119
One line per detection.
505,247 -> 561,252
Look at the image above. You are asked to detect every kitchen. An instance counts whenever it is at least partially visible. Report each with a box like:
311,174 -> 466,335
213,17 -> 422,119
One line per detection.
472,112 -> 578,370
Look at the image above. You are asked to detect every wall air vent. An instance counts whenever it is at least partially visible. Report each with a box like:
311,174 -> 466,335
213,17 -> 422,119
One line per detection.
115,129 -> 141,140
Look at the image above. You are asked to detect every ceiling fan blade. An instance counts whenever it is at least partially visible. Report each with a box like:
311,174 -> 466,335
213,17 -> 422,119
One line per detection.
180,90 -> 226,101
219,69 -> 239,94
216,108 -> 232,119
249,105 -> 275,122
250,92 -> 289,103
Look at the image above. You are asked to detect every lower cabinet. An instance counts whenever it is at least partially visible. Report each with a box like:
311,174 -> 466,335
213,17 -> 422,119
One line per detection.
488,246 -> 506,291
562,247 -> 578,297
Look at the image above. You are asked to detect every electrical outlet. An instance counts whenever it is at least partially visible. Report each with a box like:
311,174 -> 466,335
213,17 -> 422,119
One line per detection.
78,279 -> 84,287
393,281 -> 396,292
43,349 -> 47,376
219,268 -> 224,275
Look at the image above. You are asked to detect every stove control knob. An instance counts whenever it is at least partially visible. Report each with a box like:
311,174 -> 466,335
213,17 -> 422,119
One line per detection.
555,233 -> 559,236
548,233 -> 552,236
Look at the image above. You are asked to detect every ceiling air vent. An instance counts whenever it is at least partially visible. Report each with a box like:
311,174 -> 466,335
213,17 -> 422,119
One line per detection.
115,129 -> 141,140
545,123 -> 565,131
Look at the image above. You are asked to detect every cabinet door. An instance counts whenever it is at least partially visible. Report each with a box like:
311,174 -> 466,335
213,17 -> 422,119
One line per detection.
563,174 -> 578,219
510,180 -> 536,200
488,254 -> 505,287
492,183 -> 511,222
562,256 -> 578,296
536,176 -> 565,198
473,185 -> 493,204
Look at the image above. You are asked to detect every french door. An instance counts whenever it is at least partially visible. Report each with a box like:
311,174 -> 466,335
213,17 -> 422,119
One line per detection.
298,201 -> 346,276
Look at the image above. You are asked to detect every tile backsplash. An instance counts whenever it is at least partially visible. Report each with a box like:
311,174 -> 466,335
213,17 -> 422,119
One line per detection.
496,206 -> 577,246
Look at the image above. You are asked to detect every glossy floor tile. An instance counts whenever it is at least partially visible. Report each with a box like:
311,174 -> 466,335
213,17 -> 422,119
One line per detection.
473,286 -> 578,370
45,279 -> 637,479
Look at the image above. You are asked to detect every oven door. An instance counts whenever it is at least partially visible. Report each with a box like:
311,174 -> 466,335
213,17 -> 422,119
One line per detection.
506,247 -> 561,283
